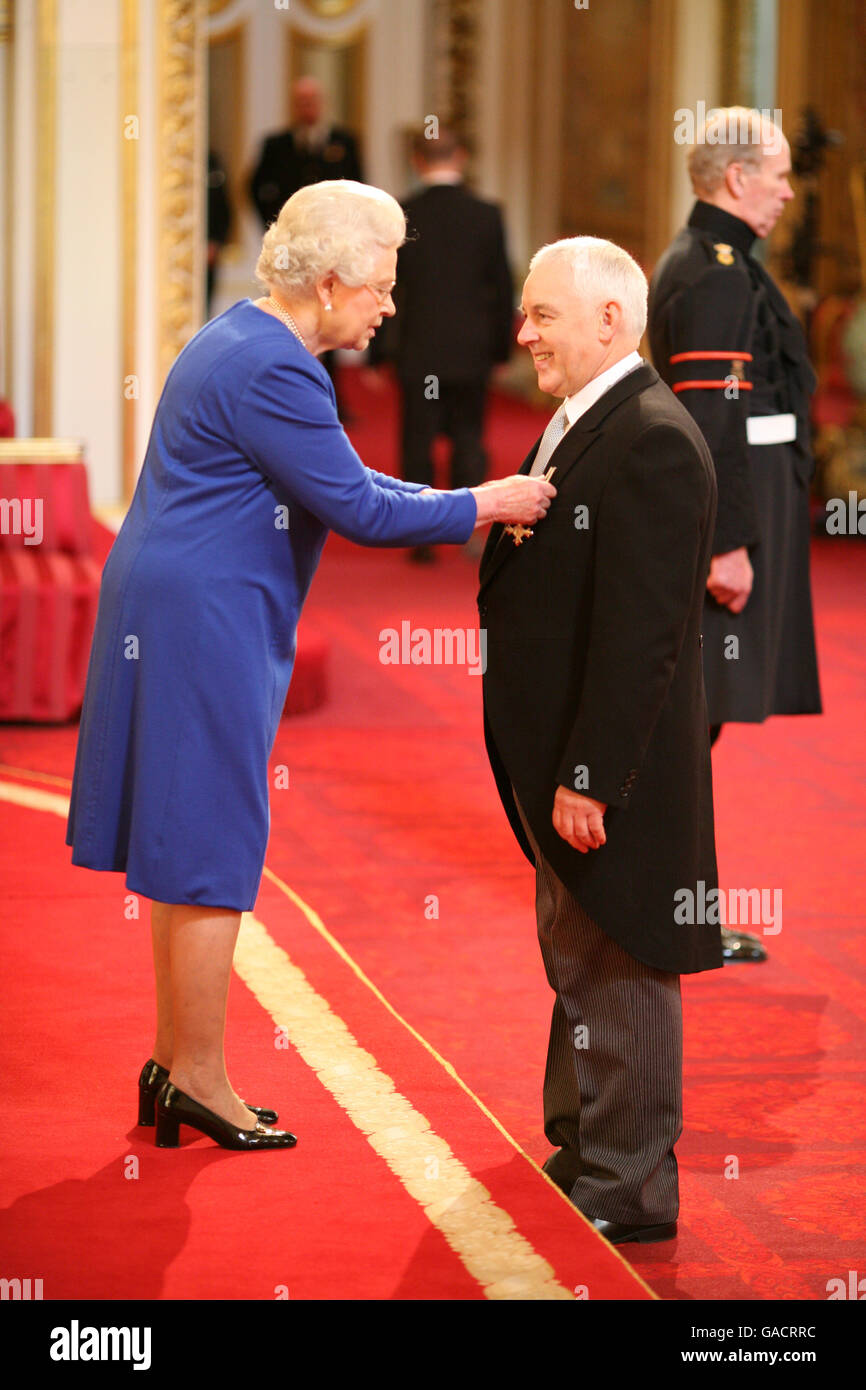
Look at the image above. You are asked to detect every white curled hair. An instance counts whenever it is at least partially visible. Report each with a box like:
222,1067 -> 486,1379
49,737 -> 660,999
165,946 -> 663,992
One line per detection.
255,180 -> 406,294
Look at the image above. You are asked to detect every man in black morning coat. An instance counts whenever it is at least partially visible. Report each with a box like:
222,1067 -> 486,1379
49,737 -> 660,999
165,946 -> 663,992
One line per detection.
478,236 -> 723,1245
648,108 -> 821,964
369,126 -> 514,558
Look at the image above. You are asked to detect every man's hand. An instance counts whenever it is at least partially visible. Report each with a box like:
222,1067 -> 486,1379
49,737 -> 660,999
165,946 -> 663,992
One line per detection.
706,546 -> 753,613
553,785 -> 607,853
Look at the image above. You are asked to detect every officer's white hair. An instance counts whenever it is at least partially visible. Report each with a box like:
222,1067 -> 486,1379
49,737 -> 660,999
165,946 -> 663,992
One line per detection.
528,237 -> 648,339
256,180 -> 406,294
687,107 -> 785,196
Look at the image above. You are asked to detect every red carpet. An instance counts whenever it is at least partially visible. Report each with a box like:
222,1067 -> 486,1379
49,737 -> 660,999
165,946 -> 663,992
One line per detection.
0,768 -> 648,1301
1,371 -> 865,1302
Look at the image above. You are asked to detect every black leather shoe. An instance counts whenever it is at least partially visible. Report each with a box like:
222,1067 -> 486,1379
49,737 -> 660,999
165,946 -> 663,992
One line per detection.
154,1083 -> 297,1150
721,927 -> 768,963
588,1217 -> 677,1245
138,1059 -> 278,1127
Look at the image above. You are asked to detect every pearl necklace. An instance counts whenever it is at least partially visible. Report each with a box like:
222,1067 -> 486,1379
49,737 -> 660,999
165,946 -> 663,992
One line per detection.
267,297 -> 307,347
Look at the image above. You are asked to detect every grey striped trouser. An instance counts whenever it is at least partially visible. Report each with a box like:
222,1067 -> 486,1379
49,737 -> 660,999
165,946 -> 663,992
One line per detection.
514,795 -> 683,1225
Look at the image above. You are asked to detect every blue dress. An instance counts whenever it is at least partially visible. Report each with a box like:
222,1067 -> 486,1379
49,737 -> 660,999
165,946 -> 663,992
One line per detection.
66,300 -> 476,909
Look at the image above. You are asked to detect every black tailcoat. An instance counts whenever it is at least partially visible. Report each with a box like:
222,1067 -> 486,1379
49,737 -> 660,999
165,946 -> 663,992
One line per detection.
478,364 -> 722,975
370,182 -> 514,381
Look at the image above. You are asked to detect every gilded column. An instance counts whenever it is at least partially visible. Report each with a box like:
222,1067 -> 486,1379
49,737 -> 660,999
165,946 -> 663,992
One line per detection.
33,0 -> 56,435
121,0 -> 138,500
156,0 -> 205,389
1,0 -> 13,401
429,0 -> 481,168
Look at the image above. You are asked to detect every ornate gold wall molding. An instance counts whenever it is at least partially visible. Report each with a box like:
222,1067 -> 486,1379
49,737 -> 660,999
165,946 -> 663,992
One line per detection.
121,0 -> 138,501
719,0 -> 754,106
33,0 -> 56,435
776,0 -> 866,298
287,21 -> 367,142
156,0 -> 205,389
429,0 -> 481,171
646,0 -> 677,264
2,0 -> 13,400
208,18 -> 246,247
295,0 -> 363,17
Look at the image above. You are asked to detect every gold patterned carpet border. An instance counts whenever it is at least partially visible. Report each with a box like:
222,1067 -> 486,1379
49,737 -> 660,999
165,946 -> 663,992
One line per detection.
0,774 -> 609,1300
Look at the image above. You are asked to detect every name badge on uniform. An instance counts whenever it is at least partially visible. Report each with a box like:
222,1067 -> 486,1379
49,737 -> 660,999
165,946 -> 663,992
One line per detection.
746,413 -> 796,446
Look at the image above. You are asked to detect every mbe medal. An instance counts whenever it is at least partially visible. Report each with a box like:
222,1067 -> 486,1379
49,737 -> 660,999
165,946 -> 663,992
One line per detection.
505,466 -> 556,545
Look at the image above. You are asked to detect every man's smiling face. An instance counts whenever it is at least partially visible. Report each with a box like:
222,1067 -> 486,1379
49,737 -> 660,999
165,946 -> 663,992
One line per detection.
517,259 -> 609,399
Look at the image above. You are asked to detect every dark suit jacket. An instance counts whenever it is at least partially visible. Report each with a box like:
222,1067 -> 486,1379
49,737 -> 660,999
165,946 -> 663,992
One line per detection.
249,126 -> 364,228
370,182 -> 514,381
478,363 -> 723,975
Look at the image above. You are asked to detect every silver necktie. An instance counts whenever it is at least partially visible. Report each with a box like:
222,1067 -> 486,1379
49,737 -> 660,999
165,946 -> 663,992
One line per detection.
529,403 -> 568,476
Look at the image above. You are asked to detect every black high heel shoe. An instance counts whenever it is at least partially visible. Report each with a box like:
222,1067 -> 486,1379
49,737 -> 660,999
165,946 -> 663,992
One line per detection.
155,1082 -> 297,1150
137,1059 -> 278,1127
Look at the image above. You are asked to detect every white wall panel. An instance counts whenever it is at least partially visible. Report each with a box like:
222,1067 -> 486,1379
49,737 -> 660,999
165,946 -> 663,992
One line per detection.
55,0 -> 121,502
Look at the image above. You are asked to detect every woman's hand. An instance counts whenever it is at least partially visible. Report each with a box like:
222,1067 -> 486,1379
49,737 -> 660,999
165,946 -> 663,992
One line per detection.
470,475 -> 556,528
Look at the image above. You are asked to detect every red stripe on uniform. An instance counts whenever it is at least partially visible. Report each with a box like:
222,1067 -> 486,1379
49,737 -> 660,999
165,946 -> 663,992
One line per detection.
673,380 -> 754,393
669,351 -> 754,363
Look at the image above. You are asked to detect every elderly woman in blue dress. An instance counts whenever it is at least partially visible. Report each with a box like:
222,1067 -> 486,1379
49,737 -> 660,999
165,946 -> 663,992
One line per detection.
66,180 -> 554,1152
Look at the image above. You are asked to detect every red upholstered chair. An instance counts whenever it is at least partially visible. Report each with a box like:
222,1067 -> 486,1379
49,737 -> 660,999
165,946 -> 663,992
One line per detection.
0,442 -> 102,722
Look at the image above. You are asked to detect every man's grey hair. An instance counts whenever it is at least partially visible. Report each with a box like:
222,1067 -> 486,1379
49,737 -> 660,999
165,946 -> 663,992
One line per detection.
256,180 -> 406,294
529,236 -> 648,339
687,106 -> 785,196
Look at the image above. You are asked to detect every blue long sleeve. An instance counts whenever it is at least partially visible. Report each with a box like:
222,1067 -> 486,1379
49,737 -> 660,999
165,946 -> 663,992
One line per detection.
235,356 -> 476,547
367,469 -> 427,494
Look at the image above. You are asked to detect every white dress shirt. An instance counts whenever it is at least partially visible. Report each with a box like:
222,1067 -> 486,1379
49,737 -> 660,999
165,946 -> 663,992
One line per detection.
563,350 -> 644,428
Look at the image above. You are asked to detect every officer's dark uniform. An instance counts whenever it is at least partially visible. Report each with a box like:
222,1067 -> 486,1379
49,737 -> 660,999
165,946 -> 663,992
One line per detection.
248,126 -> 363,230
206,150 -> 231,316
648,201 -> 821,727
248,124 -> 364,414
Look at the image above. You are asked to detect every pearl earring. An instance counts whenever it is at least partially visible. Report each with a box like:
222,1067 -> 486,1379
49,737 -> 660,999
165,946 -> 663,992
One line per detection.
324,303 -> 333,312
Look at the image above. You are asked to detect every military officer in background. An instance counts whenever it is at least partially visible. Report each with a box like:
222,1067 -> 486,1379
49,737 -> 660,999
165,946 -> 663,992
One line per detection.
248,76 -> 364,230
249,76 -> 364,414
649,106 -> 822,964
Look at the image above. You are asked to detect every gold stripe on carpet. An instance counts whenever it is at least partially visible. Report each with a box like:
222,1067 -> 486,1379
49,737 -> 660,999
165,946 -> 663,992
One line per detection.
261,863 -> 658,1297
0,779 -> 73,815
0,775 -> 578,1300
234,912 -> 572,1300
